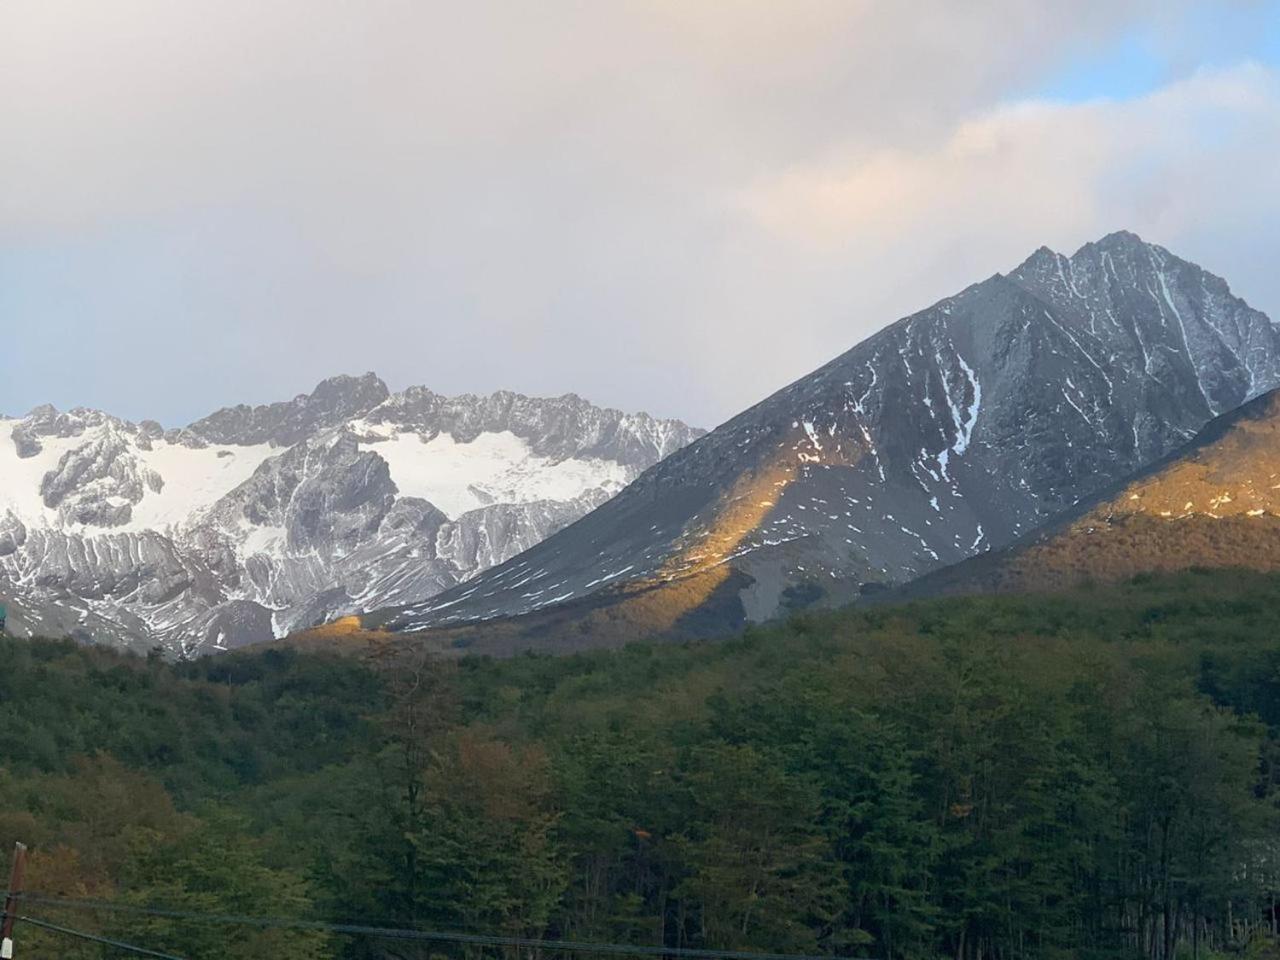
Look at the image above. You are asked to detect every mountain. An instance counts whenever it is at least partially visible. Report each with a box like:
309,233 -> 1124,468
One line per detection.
898,385 -> 1280,597
0,375 -> 701,653
359,231 -> 1280,654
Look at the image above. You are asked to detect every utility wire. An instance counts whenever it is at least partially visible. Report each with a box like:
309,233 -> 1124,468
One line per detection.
16,915 -> 188,959
19,893 -> 872,960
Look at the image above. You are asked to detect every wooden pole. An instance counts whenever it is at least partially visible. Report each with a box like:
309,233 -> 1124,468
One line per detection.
1,842 -> 27,959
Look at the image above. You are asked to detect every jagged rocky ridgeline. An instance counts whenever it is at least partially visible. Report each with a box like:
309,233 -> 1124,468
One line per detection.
366,231 -> 1280,653
0,376 -> 702,654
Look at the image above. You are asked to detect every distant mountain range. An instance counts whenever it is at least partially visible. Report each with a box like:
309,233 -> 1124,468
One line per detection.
7,230 -> 1278,659
355,231 -> 1280,655
0,377 -> 702,653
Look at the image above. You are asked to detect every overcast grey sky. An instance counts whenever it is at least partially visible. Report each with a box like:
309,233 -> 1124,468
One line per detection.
4,1 -> 1280,429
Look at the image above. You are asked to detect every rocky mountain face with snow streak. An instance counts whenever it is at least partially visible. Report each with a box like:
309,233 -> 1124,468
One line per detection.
366,232 -> 1280,653
0,375 -> 701,654
898,385 -> 1280,598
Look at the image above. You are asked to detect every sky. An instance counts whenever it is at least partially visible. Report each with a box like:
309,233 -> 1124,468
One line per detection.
3,1 -> 1280,430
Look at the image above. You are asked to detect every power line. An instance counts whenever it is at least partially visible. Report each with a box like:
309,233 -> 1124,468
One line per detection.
19,893 -> 872,960
16,915 -> 187,960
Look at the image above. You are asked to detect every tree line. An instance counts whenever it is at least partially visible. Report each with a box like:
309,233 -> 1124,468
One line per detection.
0,568 -> 1277,960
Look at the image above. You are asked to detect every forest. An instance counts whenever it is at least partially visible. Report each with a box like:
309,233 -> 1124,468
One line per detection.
0,568 -> 1277,960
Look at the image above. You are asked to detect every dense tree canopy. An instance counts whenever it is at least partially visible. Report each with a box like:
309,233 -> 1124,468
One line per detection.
0,569 -> 1277,959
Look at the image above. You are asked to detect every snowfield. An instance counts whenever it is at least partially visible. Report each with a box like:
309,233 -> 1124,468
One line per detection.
369,430 -> 629,519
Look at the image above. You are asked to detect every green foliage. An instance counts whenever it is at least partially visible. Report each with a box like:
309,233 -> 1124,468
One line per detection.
0,568 -> 1277,960
114,811 -> 331,959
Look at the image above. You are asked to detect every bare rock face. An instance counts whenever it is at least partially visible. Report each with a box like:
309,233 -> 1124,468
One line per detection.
11,427 -> 42,459
369,232 -> 1280,649
39,427 -> 164,527
0,377 -> 702,655
901,387 -> 1280,597
180,373 -> 393,447
0,514 -> 26,557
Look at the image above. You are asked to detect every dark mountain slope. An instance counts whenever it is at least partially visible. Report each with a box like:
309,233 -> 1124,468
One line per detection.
900,385 -> 1280,598
355,231 -> 1280,651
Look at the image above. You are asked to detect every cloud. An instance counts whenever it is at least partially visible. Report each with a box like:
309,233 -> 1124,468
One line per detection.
1,1 -> 1275,428
738,63 -> 1280,248
0,0 -> 1171,233
698,63 -> 1280,420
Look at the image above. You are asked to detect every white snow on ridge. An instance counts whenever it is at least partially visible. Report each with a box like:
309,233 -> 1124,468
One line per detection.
123,441 -> 277,531
0,419 -> 277,533
935,352 -> 981,459
953,354 -> 981,455
0,419 -> 75,523
1,417 -> 632,535
238,518 -> 287,557
371,430 -> 630,519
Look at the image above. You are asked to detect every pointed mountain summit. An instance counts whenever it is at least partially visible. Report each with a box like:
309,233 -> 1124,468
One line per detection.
362,232 -> 1280,653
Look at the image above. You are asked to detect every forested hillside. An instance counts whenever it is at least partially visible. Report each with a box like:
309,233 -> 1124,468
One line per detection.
1,569 -> 1278,960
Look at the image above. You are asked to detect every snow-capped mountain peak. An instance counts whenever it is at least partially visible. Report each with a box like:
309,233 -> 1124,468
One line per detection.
0,377 -> 702,654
